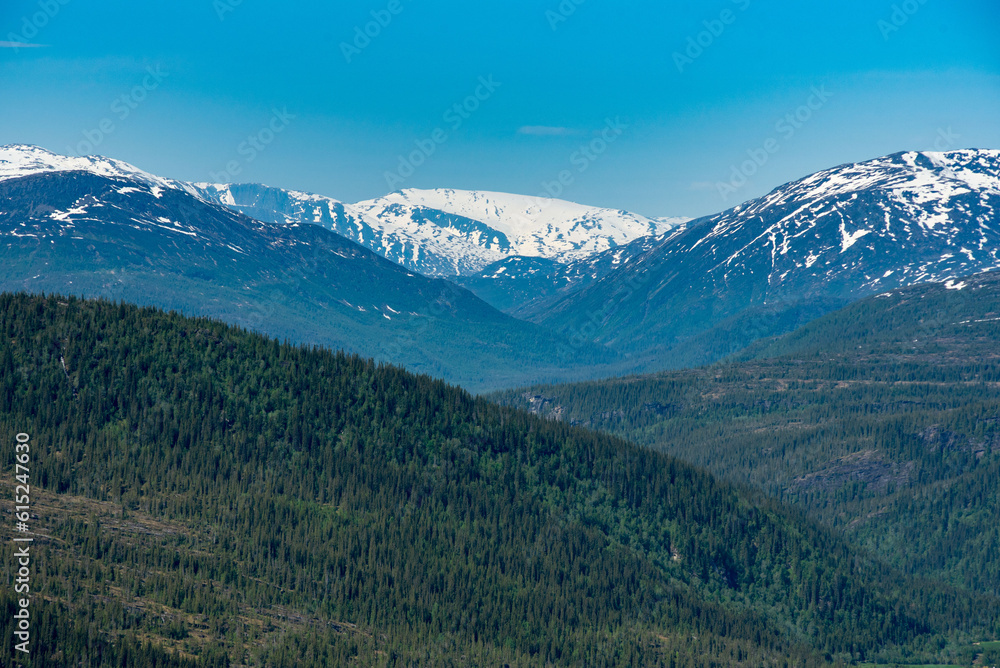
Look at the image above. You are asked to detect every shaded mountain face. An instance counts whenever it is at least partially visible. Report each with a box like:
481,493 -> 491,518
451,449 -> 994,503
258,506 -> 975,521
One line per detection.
453,229 -> 685,313
737,266 -> 1000,364
0,169 -> 618,392
530,149 -> 1000,366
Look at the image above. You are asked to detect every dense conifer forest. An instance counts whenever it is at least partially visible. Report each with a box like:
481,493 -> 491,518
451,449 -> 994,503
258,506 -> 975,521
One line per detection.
0,293 -> 997,666
499,273 -> 1000,614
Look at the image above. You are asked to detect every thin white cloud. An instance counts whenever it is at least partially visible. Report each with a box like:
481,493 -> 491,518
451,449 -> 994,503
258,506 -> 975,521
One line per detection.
517,126 -> 580,137
0,41 -> 47,48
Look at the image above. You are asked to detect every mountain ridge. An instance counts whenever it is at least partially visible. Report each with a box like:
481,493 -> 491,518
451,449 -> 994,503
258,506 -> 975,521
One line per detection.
528,148 -> 1000,366
0,167 -> 620,391
0,144 -> 689,279
5,143 -> 999,378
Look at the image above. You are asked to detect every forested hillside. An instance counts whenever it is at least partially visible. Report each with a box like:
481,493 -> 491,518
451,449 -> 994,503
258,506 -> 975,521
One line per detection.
499,271 -> 1000,601
1,294 -> 996,666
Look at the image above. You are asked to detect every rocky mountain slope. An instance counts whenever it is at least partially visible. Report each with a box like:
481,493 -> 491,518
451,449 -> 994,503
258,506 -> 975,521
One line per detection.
529,149 -> 1000,366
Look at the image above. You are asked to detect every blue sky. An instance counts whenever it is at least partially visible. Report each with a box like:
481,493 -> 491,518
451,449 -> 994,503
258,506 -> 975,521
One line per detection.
1,0 -> 998,218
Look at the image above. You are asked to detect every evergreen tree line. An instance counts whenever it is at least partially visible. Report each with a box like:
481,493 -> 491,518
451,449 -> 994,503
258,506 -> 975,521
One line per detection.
0,293 -> 995,666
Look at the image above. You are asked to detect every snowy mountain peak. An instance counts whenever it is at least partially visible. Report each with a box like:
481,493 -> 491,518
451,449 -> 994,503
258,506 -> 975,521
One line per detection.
0,144 -> 181,193
370,187 -> 663,235
746,149 -> 1000,213
352,187 -> 687,266
676,147 -> 1000,303
0,145 -> 688,278
189,184 -> 689,276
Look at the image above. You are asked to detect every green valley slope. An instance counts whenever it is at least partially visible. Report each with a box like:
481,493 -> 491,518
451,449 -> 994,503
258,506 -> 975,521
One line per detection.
499,270 -> 1000,599
0,294 -> 995,666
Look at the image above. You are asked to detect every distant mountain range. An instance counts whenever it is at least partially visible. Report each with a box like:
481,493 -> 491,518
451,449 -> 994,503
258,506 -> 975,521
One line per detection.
191,184 -> 686,278
527,149 -> 1000,367
2,144 -> 999,385
2,145 -> 687,278
0,156 -> 622,391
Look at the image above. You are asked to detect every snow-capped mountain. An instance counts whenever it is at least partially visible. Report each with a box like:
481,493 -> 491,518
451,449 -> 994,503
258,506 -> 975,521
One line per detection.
0,144 -> 199,198
356,189 -> 687,254
195,183 -> 686,277
7,143 -> 999,373
534,149 -> 1000,365
349,188 -> 686,275
0,160 -> 619,391
694,149 -> 1000,294
187,182 -> 504,277
1,145 -> 687,279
